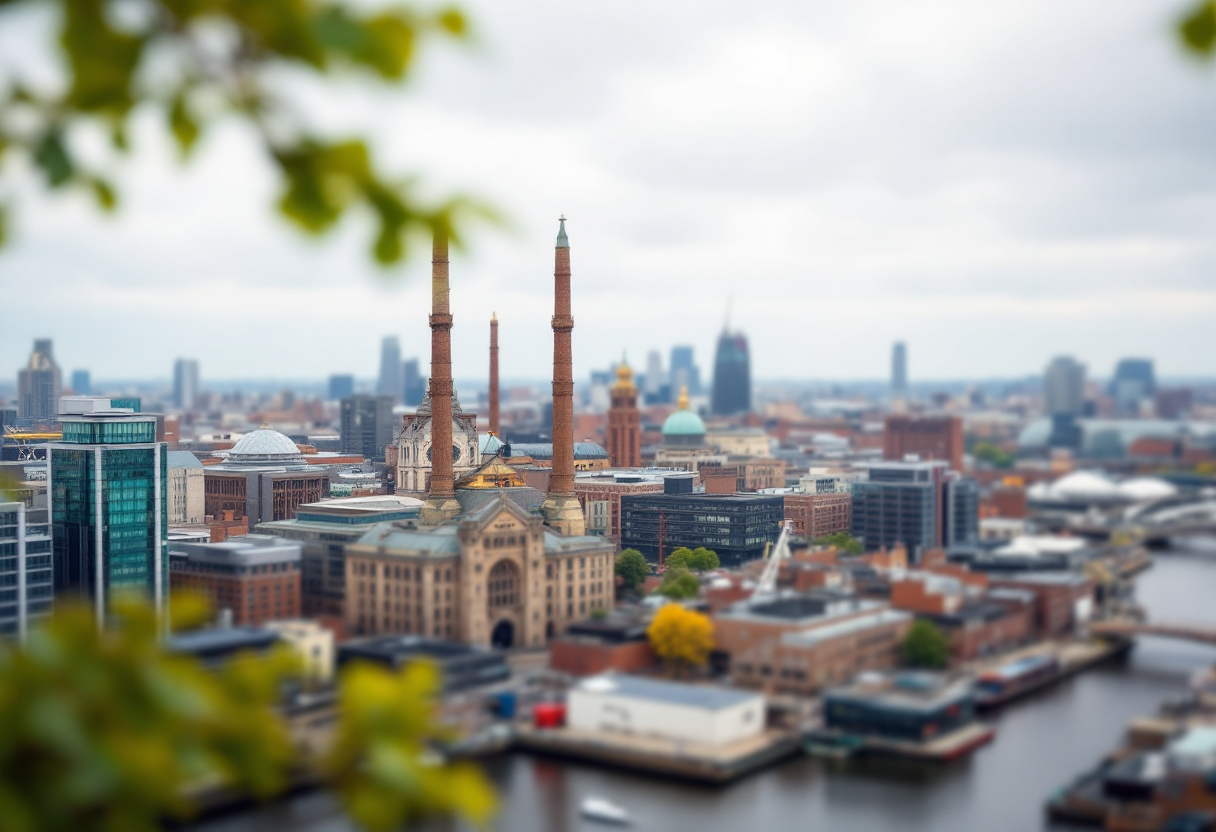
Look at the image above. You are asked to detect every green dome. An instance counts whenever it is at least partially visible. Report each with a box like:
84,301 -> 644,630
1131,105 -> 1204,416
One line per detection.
662,408 -> 706,437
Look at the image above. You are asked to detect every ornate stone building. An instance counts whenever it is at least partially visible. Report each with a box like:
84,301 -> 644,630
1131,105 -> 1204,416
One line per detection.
607,360 -> 641,468
344,492 -> 614,648
394,387 -> 480,494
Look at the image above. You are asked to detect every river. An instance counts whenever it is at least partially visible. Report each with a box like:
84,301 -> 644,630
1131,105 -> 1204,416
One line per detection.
191,545 -> 1216,832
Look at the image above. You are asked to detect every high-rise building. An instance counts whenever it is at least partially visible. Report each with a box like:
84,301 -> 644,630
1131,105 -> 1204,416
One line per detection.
0,501 -> 53,640
644,350 -> 665,399
882,414 -> 964,472
711,330 -> 751,416
891,342 -> 908,398
173,358 -> 200,410
1043,356 -> 1086,417
1112,358 -> 1156,416
70,369 -> 92,396
607,360 -> 642,468
669,345 -> 702,396
17,339 -> 61,424
47,397 -> 167,621
402,358 -> 425,407
851,461 -> 978,561
340,395 -> 394,462
328,374 -> 355,402
377,336 -> 403,404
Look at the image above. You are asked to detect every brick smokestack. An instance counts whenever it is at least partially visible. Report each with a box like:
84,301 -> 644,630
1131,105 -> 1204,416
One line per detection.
540,216 -> 585,536
419,231 -> 461,525
489,312 -> 500,437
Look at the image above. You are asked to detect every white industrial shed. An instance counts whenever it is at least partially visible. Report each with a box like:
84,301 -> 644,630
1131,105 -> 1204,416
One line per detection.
567,674 -> 765,746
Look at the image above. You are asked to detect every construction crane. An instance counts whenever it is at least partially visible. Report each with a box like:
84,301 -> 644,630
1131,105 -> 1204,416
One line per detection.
2,425 -> 61,462
752,520 -> 794,600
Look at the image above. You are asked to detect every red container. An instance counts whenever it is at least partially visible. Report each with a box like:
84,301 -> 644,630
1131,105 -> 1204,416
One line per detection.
533,702 -> 567,729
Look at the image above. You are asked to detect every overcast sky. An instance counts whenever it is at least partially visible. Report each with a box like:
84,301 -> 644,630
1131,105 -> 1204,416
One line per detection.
2,0 -> 1215,385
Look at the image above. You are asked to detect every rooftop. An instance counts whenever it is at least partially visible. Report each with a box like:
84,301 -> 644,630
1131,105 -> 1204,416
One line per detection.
575,673 -> 760,711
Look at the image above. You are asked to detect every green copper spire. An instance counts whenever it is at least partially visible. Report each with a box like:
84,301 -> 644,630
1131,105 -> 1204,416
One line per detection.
556,215 -> 569,248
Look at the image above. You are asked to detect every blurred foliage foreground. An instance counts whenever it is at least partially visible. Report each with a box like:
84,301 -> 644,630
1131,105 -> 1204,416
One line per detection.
0,596 -> 495,832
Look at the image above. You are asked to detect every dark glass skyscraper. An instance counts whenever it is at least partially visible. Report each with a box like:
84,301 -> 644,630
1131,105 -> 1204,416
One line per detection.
328,374 -> 355,401
173,358 -> 199,409
711,330 -> 751,416
340,395 -> 395,462
402,358 -> 425,407
47,397 -> 167,622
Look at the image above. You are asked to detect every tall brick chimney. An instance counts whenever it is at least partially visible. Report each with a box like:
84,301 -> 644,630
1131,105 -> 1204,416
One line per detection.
489,312 -> 500,437
419,231 -> 461,525
540,216 -> 585,536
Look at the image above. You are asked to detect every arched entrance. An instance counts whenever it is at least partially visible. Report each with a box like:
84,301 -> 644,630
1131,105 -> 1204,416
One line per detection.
491,619 -> 514,649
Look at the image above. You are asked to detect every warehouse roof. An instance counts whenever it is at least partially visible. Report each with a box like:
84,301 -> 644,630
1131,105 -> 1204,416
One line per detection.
576,673 -> 760,710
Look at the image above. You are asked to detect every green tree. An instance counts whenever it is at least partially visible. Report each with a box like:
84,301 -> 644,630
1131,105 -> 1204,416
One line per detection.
902,619 -> 951,669
972,441 -> 1014,469
614,549 -> 649,593
664,547 -> 695,570
812,532 -> 864,556
691,547 -> 720,571
655,566 -> 701,600
0,0 -> 489,261
0,598 -> 495,832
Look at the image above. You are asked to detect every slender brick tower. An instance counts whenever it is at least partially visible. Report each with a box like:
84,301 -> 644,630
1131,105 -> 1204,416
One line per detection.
489,312 -> 500,437
608,357 -> 641,468
419,231 -> 462,525
540,216 -> 585,536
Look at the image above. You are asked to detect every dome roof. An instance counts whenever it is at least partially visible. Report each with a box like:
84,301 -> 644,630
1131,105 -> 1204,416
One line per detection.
663,409 -> 706,436
612,361 -> 636,393
1118,477 -> 1177,501
225,427 -> 306,465
1051,471 -> 1119,499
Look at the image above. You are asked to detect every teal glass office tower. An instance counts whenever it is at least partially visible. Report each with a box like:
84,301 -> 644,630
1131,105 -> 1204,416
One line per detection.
47,398 -> 167,621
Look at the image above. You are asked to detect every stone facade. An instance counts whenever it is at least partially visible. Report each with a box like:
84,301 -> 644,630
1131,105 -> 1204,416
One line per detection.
394,392 -> 479,493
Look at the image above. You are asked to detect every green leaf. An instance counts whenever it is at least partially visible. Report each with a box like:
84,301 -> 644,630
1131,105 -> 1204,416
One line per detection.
33,131 -> 74,187
436,8 -> 468,37
1180,0 -> 1216,54
89,177 -> 118,212
168,93 -> 199,157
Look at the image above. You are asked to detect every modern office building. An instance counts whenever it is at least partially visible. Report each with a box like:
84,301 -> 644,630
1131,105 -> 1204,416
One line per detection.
340,394 -> 394,462
644,350 -> 665,399
256,494 -> 423,617
327,374 -> 355,402
17,339 -> 61,424
172,358 -> 200,410
203,426 -> 328,526
403,358 -> 425,407
46,397 -> 167,619
0,501 -> 53,639
573,469 -> 671,538
1112,358 -> 1156,416
168,534 -> 302,625
70,369 -> 92,396
883,414 -> 964,472
618,492 -> 785,566
670,345 -> 702,396
1043,356 -> 1086,417
377,336 -> 403,404
711,329 -> 751,416
891,342 -> 908,398
851,460 -> 978,561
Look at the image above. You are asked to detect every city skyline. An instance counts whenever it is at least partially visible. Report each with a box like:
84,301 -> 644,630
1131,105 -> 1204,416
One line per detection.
2,0 -> 1215,381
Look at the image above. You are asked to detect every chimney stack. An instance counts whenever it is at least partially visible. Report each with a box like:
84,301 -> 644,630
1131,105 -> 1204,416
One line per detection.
419,231 -> 461,525
489,312 -> 500,437
540,216 -> 585,536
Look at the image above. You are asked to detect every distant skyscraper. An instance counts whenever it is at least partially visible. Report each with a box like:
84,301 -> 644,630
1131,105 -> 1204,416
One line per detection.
17,339 -> 61,423
48,397 -> 167,622
173,359 -> 199,410
71,369 -> 91,396
644,350 -> 665,398
711,330 -> 751,416
340,395 -> 394,462
328,374 -> 355,401
1112,358 -> 1155,416
402,358 -> 425,407
377,337 -> 403,404
669,345 -> 702,395
1043,356 -> 1086,417
891,342 -> 908,398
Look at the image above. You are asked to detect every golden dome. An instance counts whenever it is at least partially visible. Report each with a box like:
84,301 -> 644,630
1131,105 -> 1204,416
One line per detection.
612,359 -> 636,392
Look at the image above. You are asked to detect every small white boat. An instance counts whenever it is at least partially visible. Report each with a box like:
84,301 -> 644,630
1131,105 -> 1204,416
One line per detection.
580,796 -> 630,825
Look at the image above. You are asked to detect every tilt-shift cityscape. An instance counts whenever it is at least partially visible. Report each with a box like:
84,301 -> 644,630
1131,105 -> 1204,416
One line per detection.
3,1 -> 1216,832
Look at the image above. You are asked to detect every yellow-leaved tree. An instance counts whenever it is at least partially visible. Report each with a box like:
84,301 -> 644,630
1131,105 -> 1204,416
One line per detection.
647,603 -> 715,678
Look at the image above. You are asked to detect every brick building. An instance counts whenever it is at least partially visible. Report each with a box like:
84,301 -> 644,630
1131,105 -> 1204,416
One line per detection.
169,534 -> 302,625
782,492 -> 852,539
606,362 -> 642,468
203,427 -> 328,525
572,469 -> 672,538
883,414 -> 964,472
